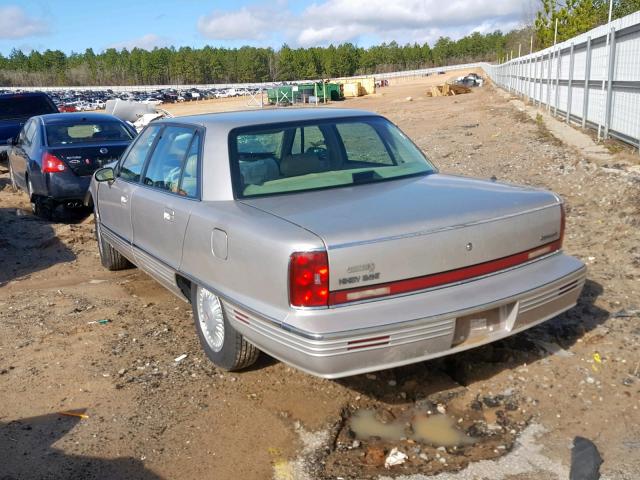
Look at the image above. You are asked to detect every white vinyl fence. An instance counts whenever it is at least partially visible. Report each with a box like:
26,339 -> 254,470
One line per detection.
483,11 -> 640,149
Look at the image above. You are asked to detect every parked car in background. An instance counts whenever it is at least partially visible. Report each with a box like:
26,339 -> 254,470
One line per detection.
88,108 -> 586,378
0,92 -> 58,163
8,112 -> 136,219
455,73 -> 484,88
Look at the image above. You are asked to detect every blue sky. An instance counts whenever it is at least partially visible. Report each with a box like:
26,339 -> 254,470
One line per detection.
0,0 -> 528,55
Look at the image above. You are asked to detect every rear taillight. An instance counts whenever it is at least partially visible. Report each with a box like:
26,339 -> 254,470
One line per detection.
42,152 -> 66,173
289,251 -> 329,308
559,203 -> 566,247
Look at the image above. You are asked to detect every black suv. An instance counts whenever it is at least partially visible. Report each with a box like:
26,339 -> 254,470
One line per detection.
1,92 -> 58,162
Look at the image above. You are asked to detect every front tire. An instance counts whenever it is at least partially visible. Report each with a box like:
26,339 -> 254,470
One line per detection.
94,210 -> 132,270
191,284 -> 260,371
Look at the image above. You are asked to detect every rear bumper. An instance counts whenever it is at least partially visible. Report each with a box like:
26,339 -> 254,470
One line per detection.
46,173 -> 91,202
224,252 -> 586,378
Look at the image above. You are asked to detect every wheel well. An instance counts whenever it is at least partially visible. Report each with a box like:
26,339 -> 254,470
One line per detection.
176,274 -> 192,302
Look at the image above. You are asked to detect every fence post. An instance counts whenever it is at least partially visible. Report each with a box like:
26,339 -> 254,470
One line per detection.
582,37 -> 592,128
538,54 -> 544,107
604,27 -> 617,139
554,47 -> 561,116
566,43 -> 575,123
546,51 -> 552,109
529,55 -> 534,100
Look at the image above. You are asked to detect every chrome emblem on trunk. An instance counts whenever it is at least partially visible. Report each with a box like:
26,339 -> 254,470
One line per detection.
466,242 -> 473,251
99,147 -> 108,154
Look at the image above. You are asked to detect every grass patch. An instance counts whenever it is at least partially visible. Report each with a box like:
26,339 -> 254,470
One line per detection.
534,113 -> 563,146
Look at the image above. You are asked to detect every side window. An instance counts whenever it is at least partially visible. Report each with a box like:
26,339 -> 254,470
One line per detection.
24,121 -> 38,145
142,126 -> 194,192
177,132 -> 200,198
336,122 -> 394,165
18,120 -> 35,146
119,125 -> 161,182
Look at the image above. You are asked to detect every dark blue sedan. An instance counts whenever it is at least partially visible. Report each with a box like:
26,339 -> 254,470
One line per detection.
7,112 -> 136,219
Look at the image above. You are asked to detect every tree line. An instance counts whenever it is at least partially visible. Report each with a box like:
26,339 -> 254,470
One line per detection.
0,31 -> 521,87
535,0 -> 639,47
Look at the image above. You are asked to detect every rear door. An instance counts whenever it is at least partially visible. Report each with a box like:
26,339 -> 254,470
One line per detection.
97,125 -> 161,248
8,119 -> 37,189
131,125 -> 201,275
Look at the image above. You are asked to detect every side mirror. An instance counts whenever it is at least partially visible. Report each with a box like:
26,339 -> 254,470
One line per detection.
95,167 -> 115,183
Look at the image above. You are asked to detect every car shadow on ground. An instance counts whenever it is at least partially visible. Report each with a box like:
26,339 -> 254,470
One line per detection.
0,208 -> 76,286
335,279 -> 609,403
0,411 -> 163,480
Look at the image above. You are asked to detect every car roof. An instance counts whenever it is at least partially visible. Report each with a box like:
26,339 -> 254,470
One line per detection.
0,91 -> 52,99
159,108 -> 381,130
36,112 -> 126,124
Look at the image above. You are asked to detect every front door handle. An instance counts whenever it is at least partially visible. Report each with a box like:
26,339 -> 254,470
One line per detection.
120,195 -> 128,205
163,208 -> 175,222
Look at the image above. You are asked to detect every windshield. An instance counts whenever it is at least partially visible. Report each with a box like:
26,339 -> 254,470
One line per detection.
46,122 -> 133,146
0,95 -> 57,120
230,117 -> 435,198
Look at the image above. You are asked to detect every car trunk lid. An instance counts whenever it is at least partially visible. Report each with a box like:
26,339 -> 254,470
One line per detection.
241,174 -> 563,300
49,144 -> 129,176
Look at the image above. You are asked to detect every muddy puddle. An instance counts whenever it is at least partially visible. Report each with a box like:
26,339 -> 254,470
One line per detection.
350,409 -> 476,447
321,389 -> 530,479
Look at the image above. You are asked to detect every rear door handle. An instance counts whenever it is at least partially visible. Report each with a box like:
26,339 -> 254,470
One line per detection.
120,195 -> 128,205
163,208 -> 175,222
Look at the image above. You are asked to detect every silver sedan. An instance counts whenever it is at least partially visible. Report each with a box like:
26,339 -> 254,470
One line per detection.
89,108 -> 586,378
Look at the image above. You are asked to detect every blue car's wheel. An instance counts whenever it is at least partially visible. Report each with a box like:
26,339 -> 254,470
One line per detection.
27,177 -> 52,220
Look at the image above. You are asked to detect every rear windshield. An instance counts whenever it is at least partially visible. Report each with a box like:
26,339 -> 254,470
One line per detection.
230,117 -> 435,198
0,95 -> 57,120
46,122 -> 133,146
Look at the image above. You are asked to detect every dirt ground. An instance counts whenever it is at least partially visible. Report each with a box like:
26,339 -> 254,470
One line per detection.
1,71 -> 639,480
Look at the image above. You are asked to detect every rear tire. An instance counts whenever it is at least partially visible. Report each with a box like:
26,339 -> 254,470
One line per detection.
27,177 -> 53,220
191,283 -> 260,371
94,209 -> 133,271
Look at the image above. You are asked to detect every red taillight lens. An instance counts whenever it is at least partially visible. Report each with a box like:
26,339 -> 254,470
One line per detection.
559,203 -> 566,247
289,251 -> 329,308
42,152 -> 66,173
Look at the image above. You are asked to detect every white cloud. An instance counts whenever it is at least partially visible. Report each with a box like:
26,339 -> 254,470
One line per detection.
108,34 -> 172,51
296,0 -> 524,46
196,0 -> 526,47
0,6 -> 49,39
197,7 -> 276,41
